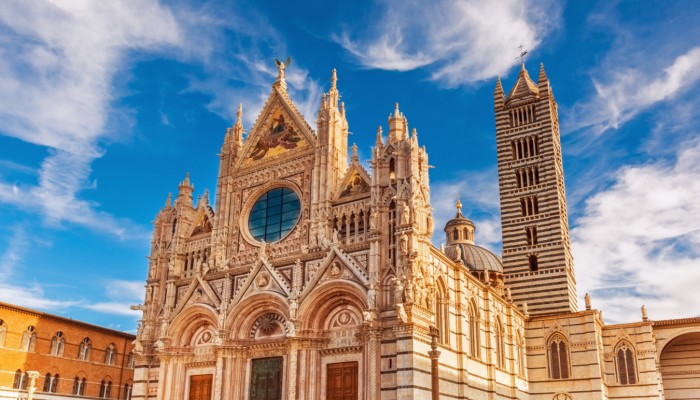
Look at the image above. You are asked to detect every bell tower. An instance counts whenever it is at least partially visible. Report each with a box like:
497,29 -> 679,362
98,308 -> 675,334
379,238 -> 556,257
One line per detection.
494,63 -> 577,315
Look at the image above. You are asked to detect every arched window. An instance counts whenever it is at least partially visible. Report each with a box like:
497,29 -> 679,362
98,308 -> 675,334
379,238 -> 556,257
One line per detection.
0,319 -> 6,347
127,352 -> 135,369
389,158 -> 396,181
548,333 -> 570,379
100,380 -> 112,398
468,301 -> 480,358
435,279 -> 449,345
50,331 -> 66,356
495,318 -> 506,369
13,369 -> 26,389
20,326 -> 38,352
73,377 -> 87,395
515,333 -> 526,377
615,341 -> 637,385
105,343 -> 117,365
78,337 -> 92,361
43,373 -> 59,392
123,383 -> 133,399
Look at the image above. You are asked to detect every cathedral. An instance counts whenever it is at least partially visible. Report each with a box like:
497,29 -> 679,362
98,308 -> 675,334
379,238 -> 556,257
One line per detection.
131,61 -> 700,400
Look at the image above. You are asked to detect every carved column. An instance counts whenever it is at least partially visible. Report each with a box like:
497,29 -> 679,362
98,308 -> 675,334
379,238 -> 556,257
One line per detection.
288,342 -> 299,400
358,325 -> 382,400
429,327 -> 441,400
214,351 -> 224,400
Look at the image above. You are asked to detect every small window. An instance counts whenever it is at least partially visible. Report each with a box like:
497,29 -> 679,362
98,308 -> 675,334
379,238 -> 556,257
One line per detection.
494,319 -> 506,369
14,369 -> 26,389
468,301 -> 480,358
78,337 -> 92,361
127,352 -> 135,369
529,255 -> 538,271
100,380 -> 112,398
123,383 -> 133,400
43,373 -> 59,393
105,343 -> 117,365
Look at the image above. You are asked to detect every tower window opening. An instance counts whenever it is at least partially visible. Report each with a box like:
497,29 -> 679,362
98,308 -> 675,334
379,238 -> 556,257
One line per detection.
548,334 -> 570,379
526,226 -> 538,246
529,255 -> 538,271
389,201 -> 397,268
389,158 -> 396,181
615,342 -> 637,385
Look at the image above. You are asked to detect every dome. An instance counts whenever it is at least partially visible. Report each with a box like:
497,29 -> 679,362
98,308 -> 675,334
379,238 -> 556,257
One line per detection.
444,243 -> 503,273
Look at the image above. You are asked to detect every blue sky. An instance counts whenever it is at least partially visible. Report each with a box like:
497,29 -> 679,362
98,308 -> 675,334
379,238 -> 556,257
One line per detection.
1,0 -> 699,332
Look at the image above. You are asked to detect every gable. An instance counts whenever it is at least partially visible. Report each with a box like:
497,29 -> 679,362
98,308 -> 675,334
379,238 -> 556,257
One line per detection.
336,166 -> 371,200
236,88 -> 316,170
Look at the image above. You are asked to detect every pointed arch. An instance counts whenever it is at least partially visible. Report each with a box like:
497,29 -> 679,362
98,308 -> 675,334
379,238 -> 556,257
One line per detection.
78,337 -> 92,361
494,317 -> 506,369
20,326 -> 37,352
515,331 -> 526,377
0,320 -> 7,347
614,340 -> 637,385
468,300 -> 481,358
435,277 -> 449,345
104,343 -> 117,365
547,332 -> 570,379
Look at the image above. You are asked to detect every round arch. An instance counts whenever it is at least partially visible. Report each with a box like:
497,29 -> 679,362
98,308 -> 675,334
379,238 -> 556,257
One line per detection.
298,280 -> 367,331
169,304 -> 218,348
659,331 -> 700,399
227,292 -> 290,340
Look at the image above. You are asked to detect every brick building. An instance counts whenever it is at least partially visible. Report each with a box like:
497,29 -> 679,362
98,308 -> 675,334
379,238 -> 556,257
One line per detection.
0,302 -> 135,400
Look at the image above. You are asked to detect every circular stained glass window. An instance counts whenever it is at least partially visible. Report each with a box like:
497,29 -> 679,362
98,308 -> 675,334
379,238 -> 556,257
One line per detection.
248,187 -> 301,243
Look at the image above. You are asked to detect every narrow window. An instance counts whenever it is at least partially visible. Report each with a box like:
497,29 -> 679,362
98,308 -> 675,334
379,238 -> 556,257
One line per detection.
469,302 -> 480,358
73,377 -> 80,395
14,369 -> 24,389
78,337 -> 92,361
43,373 -> 52,392
548,334 -> 570,379
616,342 -> 637,385
435,281 -> 449,345
105,343 -> 117,365
389,158 -> 396,181
0,323 -> 6,347
526,228 -> 532,245
495,320 -> 505,369
529,255 -> 538,271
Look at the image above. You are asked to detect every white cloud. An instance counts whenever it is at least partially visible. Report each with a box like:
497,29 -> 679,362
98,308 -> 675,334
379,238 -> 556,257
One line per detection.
334,0 -> 561,86
0,0 -> 184,238
572,139 -> 700,323
568,46 -> 700,135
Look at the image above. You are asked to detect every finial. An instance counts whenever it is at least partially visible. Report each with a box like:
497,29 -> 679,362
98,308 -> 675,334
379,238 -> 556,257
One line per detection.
456,195 -> 463,214
273,56 -> 291,91
165,192 -> 172,208
351,143 -> 358,162
331,68 -> 337,89
516,44 -> 528,67
411,127 -> 418,141
202,189 -> 209,205
180,172 -> 191,187
236,103 -> 242,122
394,102 -> 400,117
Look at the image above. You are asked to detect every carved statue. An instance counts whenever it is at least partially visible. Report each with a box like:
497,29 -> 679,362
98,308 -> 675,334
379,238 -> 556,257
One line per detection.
332,228 -> 340,244
426,212 -> 434,235
400,233 -> 408,254
369,210 -> 378,230
391,277 -> 405,305
395,304 -> 408,323
454,244 -> 462,261
284,320 -> 296,336
402,202 -> 411,225
367,284 -> 377,309
274,57 -> 291,82
584,293 -> 591,310
641,304 -> 648,321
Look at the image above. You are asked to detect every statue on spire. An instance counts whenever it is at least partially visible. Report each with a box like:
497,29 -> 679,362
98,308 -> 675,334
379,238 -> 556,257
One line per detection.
274,57 -> 291,90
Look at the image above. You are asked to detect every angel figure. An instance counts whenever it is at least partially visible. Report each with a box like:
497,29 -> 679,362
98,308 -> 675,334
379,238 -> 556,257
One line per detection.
275,57 -> 291,82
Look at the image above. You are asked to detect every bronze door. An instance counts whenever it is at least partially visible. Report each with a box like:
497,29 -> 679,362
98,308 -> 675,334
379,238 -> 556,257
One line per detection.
249,357 -> 283,400
189,374 -> 212,400
327,362 -> 358,400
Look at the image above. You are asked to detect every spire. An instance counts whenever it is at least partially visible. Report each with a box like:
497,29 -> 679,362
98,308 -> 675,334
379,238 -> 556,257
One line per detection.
165,192 -> 172,209
494,75 -> 505,108
505,64 -> 539,103
388,102 -> 406,143
538,62 -> 550,93
376,126 -> 384,147
232,103 -> 244,145
328,68 -> 339,108
351,143 -> 359,163
411,127 -> 418,146
176,172 -> 194,206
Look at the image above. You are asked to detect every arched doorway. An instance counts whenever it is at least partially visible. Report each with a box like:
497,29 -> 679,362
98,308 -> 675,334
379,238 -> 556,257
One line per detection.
660,332 -> 700,399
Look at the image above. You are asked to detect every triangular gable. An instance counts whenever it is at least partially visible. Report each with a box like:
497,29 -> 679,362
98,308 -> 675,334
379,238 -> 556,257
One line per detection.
299,246 -> 369,302
230,258 -> 292,306
335,163 -> 371,201
173,276 -> 221,316
188,206 -> 214,237
234,87 -> 316,170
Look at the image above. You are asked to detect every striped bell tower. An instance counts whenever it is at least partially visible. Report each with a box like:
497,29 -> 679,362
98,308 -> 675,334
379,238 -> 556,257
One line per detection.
494,63 -> 577,315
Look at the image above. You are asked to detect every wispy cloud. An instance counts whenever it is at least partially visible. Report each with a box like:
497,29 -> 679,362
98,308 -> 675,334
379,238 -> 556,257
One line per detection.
0,0 -> 184,239
572,138 -> 700,323
334,0 -> 561,86
568,46 -> 700,136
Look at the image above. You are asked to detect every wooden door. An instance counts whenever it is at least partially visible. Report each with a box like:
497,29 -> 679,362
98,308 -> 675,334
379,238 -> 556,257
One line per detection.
249,357 -> 283,400
189,374 -> 212,400
327,362 -> 358,400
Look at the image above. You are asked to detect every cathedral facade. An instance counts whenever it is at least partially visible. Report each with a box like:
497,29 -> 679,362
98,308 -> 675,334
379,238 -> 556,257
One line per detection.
132,62 -> 700,400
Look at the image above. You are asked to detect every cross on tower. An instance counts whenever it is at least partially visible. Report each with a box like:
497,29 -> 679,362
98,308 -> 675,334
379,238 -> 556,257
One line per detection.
516,45 -> 528,64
